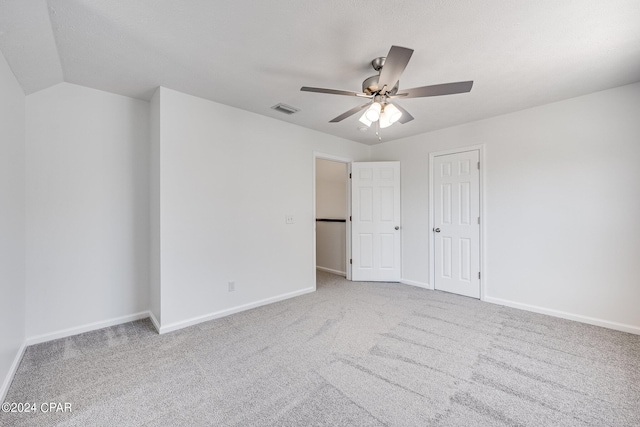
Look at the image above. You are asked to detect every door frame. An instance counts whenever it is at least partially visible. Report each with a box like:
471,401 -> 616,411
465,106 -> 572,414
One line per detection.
428,144 -> 486,300
313,152 -> 353,281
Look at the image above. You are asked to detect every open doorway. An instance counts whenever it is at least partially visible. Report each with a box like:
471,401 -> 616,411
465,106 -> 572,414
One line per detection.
314,154 -> 351,282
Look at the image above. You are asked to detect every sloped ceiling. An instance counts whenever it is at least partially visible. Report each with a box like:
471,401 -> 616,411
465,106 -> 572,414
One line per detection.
1,0 -> 639,144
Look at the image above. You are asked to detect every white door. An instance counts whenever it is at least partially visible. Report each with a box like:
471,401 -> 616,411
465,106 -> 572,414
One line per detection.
433,151 -> 480,298
351,162 -> 401,282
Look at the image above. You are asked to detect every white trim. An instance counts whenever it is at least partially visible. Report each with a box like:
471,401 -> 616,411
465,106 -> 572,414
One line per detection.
485,296 -> 640,335
400,279 -> 432,290
313,152 -> 354,164
25,311 -> 150,346
479,146 -> 486,300
148,311 -> 161,333
428,144 -> 486,300
316,266 -> 346,277
158,287 -> 315,334
346,162 -> 352,281
313,152 -> 353,282
1,342 -> 26,402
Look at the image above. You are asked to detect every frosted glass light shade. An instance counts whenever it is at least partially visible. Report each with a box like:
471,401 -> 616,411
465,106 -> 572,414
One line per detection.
384,103 -> 402,123
359,112 -> 372,127
378,111 -> 392,128
364,102 -> 381,122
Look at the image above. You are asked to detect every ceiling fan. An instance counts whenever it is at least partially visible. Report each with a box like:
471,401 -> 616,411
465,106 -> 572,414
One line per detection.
300,46 -> 473,139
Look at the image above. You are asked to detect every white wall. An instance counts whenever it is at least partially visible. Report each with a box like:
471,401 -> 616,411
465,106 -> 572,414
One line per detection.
149,89 -> 161,326
154,87 -> 370,330
371,82 -> 640,332
25,83 -> 150,340
315,159 -> 347,274
0,50 -> 26,400
316,159 -> 348,219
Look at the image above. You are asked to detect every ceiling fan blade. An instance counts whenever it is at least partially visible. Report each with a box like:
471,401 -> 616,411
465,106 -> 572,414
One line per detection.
389,103 -> 414,124
300,86 -> 368,97
329,103 -> 370,123
377,46 -> 414,93
397,81 -> 474,99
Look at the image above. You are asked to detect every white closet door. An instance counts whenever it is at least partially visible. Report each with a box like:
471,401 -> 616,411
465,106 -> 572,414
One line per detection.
433,150 -> 480,298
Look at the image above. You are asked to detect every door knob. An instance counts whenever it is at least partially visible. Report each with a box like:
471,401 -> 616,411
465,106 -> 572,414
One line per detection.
395,226 -> 400,230
433,228 -> 440,233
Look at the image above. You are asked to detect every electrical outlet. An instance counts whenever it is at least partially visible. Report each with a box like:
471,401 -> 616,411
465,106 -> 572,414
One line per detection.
228,281 -> 235,292
285,215 -> 294,224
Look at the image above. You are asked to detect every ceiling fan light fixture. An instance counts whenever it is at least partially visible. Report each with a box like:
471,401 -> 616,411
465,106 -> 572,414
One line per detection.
364,102 -> 382,122
384,103 -> 402,123
358,112 -> 372,127
300,45 -> 474,137
378,111 -> 392,128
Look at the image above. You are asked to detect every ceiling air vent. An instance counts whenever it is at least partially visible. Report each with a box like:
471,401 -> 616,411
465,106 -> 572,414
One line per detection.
271,103 -> 300,115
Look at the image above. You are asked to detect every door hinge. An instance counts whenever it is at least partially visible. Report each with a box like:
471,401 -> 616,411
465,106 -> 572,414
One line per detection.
478,217 -> 480,224
478,272 -> 481,279
349,173 -> 352,179
350,259 -> 352,265
349,216 -> 352,221
477,161 -> 480,170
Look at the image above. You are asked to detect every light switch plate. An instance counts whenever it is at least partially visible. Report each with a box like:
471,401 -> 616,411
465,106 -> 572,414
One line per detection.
285,215 -> 294,224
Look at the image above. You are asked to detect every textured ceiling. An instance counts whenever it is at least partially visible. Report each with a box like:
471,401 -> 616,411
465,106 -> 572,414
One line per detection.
1,0 -> 639,145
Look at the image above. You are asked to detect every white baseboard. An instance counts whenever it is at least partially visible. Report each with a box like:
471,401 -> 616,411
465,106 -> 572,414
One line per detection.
148,311 -> 161,333
1,342 -> 26,403
26,311 -> 151,346
401,279 -> 432,290
484,296 -> 640,335
316,266 -> 346,277
159,287 -> 316,334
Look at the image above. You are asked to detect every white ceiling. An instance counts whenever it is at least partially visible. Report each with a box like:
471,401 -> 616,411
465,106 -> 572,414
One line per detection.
1,0 -> 639,145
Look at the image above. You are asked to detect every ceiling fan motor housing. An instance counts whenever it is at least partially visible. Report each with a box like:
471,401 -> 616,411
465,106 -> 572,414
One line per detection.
362,75 -> 399,95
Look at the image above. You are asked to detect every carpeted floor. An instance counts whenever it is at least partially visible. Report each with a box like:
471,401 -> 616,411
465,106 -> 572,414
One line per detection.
2,270 -> 639,426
